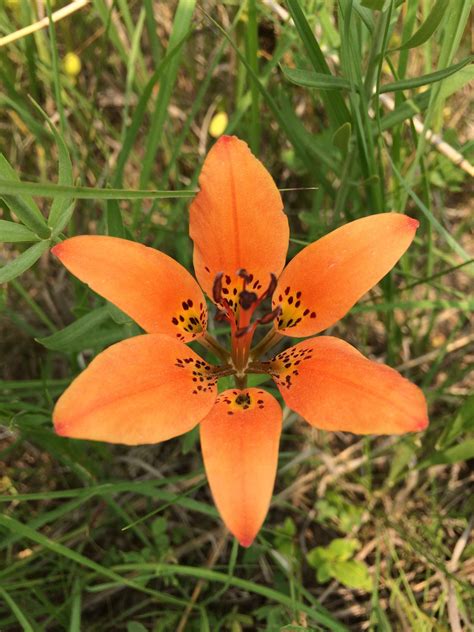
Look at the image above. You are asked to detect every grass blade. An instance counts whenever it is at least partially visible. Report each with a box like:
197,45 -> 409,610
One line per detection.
0,240 -> 50,283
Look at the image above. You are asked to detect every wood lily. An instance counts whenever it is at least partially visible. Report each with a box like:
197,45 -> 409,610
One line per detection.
52,136 -> 428,547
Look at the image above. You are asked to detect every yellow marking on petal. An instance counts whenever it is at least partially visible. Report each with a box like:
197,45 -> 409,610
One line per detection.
274,285 -> 317,330
171,298 -> 207,342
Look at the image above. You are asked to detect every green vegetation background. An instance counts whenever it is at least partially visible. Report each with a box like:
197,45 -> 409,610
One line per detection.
0,0 -> 472,630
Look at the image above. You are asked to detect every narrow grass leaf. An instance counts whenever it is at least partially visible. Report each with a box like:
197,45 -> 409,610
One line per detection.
139,0 -> 196,188
281,66 -> 352,90
0,514 -> 186,607
0,180 -> 195,200
397,0 -> 449,50
0,241 -> 50,284
36,306 -> 111,351
0,220 -> 38,243
0,587 -> 35,632
421,440 -> 474,467
380,56 -> 473,93
152,565 -> 348,631
436,395 -> 474,450
0,155 -> 50,239
286,0 -> 349,127
69,579 -> 82,632
29,99 -> 75,234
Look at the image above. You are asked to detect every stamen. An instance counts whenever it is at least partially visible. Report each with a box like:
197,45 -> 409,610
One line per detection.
239,290 -> 258,310
212,272 -> 224,304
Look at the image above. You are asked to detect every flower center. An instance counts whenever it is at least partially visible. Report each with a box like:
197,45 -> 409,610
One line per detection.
212,270 -> 281,378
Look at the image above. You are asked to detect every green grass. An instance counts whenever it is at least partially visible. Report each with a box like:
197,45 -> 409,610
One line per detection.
1,1 -> 473,630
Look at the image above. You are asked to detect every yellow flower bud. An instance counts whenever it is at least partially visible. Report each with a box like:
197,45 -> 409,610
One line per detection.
63,52 -> 81,78
209,111 -> 229,138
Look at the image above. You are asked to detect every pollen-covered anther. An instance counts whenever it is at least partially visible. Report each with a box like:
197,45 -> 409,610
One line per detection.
270,346 -> 313,389
274,286 -> 316,329
171,298 -> 207,340
216,390 -> 267,415
175,355 -> 217,394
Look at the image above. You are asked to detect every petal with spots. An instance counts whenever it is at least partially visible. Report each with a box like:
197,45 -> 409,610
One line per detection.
54,334 -> 217,445
200,388 -> 282,547
273,213 -> 419,337
52,236 -> 207,342
271,336 -> 428,435
190,136 -> 289,301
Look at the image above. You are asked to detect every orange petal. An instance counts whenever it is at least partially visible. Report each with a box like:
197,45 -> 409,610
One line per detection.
190,136 -> 289,300
273,213 -> 418,336
271,336 -> 428,435
54,334 -> 217,445
52,236 -> 207,342
200,388 -> 282,546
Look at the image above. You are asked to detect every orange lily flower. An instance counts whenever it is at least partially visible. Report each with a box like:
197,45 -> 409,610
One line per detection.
52,136 -> 428,547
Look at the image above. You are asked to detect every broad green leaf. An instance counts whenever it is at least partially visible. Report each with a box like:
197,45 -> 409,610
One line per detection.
380,56 -> 473,93
0,219 -> 38,243
331,560 -> 373,591
0,155 -> 50,239
281,66 -> 352,90
327,538 -> 360,561
0,240 -> 50,283
436,395 -> 474,450
397,0 -> 449,50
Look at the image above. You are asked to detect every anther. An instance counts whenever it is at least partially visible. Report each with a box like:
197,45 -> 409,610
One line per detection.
212,272 -> 224,304
239,290 -> 258,310
258,305 -> 282,325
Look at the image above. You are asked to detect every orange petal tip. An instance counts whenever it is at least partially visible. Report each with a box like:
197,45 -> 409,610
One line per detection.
54,419 -> 69,436
216,134 -> 234,145
406,216 -> 420,230
51,242 -> 64,258
238,535 -> 255,548
414,417 -> 429,432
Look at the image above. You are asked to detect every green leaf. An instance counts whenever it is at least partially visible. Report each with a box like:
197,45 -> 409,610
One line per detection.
0,220 -> 39,243
361,0 -> 385,10
40,111 -> 74,233
421,440 -> 474,468
327,538 -> 360,561
397,0 -> 449,50
0,240 -> 50,283
0,179 -> 194,200
380,56 -> 474,93
0,155 -> 51,239
436,395 -> 474,450
285,0 -> 350,128
281,66 -> 352,90
332,121 -> 352,153
36,307 -> 111,351
331,560 -> 373,591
